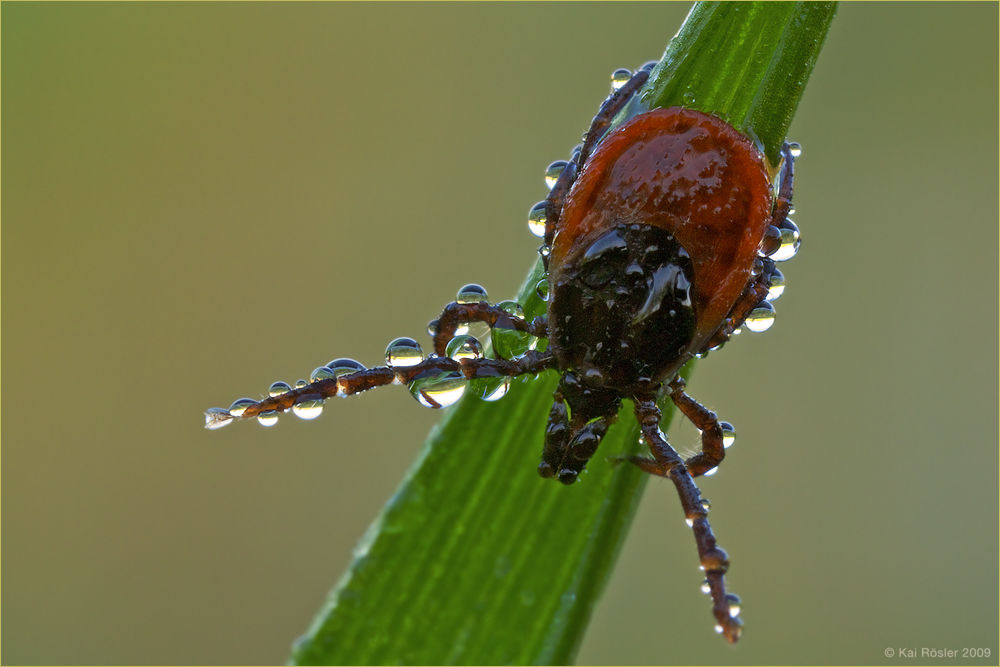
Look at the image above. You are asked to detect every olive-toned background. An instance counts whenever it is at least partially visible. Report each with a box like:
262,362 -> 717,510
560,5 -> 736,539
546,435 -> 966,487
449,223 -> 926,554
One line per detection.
4,3 -> 997,665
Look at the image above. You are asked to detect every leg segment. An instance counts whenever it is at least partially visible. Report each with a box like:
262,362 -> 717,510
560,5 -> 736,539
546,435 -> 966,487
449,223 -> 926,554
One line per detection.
630,395 -> 744,644
542,66 -> 652,252
703,142 -> 796,352
207,350 -> 556,425
668,377 -> 727,478
703,259 -> 774,351
773,141 -> 796,224
431,301 -> 547,357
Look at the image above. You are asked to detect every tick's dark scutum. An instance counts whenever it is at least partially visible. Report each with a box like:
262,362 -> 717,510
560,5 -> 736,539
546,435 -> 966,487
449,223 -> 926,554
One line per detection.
548,223 -> 696,393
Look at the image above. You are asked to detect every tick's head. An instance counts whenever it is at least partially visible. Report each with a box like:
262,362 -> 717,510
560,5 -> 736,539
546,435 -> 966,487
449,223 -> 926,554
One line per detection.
537,370 -> 622,485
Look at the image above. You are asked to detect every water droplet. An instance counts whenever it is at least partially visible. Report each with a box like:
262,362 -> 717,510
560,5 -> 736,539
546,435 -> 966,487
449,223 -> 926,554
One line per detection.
611,68 -> 632,91
538,245 -> 550,259
700,579 -> 711,594
476,375 -> 510,402
456,283 -> 488,304
682,90 -> 696,105
228,398 -> 256,418
765,268 -> 785,301
720,421 -> 736,449
714,624 -> 724,634
500,300 -> 525,320
408,368 -> 467,408
700,498 -> 712,511
761,225 -> 782,257
385,337 -> 424,367
771,219 -> 800,262
704,466 -> 718,477
579,228 -> 629,289
492,301 -> 532,360
257,410 -> 279,426
788,142 -> 802,158
326,358 -> 367,378
295,379 -> 308,389
292,397 -> 324,420
535,279 -> 550,302
311,366 -> 337,383
545,160 -> 568,190
744,302 -> 776,333
446,334 -> 483,361
685,517 -> 694,527
528,201 -> 547,238
268,381 -> 292,397
205,407 -> 234,430
725,593 -> 742,617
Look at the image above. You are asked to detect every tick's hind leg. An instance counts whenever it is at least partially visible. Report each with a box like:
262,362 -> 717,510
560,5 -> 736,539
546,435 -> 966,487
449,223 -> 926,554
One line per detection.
629,395 -> 744,643
541,64 -> 653,252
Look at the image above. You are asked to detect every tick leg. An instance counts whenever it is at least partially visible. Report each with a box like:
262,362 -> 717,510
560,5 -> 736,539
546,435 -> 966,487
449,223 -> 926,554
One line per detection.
630,395 -> 744,644
431,301 -> 547,357
667,377 -> 727,478
548,413 -> 615,485
538,393 -> 570,481
704,142 -> 797,352
539,372 -> 621,484
704,262 -> 773,350
543,66 -> 652,250
772,141 -> 796,225
207,350 -> 556,425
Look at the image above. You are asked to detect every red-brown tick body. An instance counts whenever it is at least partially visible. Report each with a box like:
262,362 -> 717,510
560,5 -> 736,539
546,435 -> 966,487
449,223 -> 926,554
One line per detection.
549,108 -> 774,397
206,64 -> 800,645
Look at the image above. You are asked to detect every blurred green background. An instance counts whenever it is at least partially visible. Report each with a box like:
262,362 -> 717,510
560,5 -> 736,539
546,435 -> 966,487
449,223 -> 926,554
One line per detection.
3,3 -> 997,665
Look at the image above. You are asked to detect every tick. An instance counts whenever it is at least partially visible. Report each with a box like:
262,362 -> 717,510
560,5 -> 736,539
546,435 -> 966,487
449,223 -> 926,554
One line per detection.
206,62 -> 801,643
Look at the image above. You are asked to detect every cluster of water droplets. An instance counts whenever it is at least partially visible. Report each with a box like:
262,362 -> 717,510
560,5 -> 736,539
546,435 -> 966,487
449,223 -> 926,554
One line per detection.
528,65 -> 636,251
743,142 -> 804,336
407,284 -> 535,410
205,352 -> 373,428
528,158 -> 566,300
206,281 -> 537,428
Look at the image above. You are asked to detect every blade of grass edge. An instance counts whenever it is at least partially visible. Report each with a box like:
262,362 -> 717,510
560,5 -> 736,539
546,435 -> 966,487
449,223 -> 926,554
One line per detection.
291,3 -> 836,664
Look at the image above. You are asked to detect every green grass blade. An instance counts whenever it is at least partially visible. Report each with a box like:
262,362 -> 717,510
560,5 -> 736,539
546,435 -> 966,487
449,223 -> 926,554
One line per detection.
646,1 -> 837,161
291,3 -> 836,664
